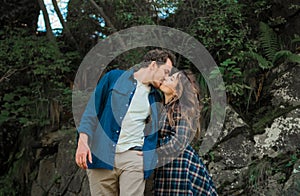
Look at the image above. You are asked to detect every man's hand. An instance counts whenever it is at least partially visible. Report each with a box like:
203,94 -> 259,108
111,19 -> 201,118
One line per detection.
75,133 -> 92,169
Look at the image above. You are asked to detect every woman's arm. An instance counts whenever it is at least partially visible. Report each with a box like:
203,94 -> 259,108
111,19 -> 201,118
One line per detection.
156,109 -> 193,158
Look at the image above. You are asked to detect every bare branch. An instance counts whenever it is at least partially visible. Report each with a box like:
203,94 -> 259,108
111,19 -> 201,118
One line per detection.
0,67 -> 28,83
88,0 -> 117,32
37,0 -> 56,43
51,0 -> 80,51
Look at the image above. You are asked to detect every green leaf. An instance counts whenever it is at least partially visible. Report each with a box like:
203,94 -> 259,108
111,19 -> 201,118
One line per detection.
0,111 -> 10,125
259,22 -> 280,61
287,54 -> 300,64
291,37 -> 300,44
272,50 -> 292,64
247,52 -> 272,69
3,93 -> 15,102
220,59 -> 237,66
209,67 -> 224,79
19,117 -> 29,124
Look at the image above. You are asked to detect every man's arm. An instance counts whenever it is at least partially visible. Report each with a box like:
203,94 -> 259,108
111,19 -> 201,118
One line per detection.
77,72 -> 110,138
75,72 -> 111,169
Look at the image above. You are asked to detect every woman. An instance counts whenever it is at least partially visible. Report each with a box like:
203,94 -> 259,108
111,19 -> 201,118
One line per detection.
154,71 -> 217,196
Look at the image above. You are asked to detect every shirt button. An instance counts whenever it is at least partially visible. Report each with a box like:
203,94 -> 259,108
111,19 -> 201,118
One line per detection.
113,144 -> 116,147
116,130 -> 119,133
126,104 -> 129,107
120,116 -> 123,119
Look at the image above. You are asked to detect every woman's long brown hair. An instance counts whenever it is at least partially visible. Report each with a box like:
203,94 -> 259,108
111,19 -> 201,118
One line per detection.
166,70 -> 202,139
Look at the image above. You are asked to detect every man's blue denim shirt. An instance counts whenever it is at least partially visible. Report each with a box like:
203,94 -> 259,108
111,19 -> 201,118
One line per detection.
77,69 -> 161,179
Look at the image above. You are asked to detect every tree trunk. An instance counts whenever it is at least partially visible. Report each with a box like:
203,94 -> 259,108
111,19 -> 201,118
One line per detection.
37,0 -> 56,43
88,0 -> 128,48
88,0 -> 117,33
51,0 -> 80,51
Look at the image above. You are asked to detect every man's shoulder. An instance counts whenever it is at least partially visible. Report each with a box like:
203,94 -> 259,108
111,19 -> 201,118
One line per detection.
106,69 -> 126,77
103,69 -> 127,81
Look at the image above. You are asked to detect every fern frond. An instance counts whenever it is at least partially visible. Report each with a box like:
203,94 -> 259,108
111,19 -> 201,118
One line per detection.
291,37 -> 300,44
272,50 -> 292,64
248,52 -> 273,70
259,22 -> 280,62
287,53 -> 300,64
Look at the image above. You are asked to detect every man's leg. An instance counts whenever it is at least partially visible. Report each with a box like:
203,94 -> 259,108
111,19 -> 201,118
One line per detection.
86,168 -> 119,196
117,150 -> 145,196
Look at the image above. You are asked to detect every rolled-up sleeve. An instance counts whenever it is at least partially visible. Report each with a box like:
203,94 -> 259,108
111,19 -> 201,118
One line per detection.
77,72 -> 110,139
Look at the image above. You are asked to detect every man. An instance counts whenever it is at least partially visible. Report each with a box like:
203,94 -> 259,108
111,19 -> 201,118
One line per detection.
75,49 -> 175,196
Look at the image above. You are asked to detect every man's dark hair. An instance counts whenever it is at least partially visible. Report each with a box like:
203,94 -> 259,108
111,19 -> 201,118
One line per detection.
141,49 -> 176,68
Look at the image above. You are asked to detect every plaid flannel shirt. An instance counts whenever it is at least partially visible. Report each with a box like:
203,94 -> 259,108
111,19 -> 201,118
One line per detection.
155,100 -> 218,196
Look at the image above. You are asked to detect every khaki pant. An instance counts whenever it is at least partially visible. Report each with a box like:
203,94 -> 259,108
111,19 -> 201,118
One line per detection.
87,150 -> 145,196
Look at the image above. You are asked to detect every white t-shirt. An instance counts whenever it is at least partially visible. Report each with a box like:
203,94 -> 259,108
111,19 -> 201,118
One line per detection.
116,79 -> 150,153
